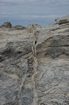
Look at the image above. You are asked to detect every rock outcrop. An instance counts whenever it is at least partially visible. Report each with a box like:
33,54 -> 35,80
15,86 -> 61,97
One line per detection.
13,25 -> 26,30
55,15 -> 69,25
27,24 -> 42,33
0,15 -> 69,105
0,22 -> 12,28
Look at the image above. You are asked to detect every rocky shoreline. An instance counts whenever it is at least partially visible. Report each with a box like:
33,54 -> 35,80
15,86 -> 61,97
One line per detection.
0,15 -> 69,105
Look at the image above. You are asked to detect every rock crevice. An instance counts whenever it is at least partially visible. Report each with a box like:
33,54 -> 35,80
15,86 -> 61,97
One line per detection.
0,15 -> 69,105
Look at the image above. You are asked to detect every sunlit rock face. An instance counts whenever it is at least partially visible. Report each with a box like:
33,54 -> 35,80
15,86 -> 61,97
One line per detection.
0,15 -> 69,105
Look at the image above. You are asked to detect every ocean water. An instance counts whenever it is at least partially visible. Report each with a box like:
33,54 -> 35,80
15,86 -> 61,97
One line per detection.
0,17 -> 55,27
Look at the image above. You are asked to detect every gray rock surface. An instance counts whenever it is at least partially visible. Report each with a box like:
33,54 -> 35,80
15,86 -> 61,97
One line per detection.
55,15 -> 69,25
13,25 -> 26,30
0,22 -> 12,28
0,16 -> 69,105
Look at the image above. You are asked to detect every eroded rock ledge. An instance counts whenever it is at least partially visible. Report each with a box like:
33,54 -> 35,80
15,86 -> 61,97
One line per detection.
0,15 -> 69,105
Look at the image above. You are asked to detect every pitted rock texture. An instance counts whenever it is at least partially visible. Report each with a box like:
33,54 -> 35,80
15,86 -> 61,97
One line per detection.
0,15 -> 69,105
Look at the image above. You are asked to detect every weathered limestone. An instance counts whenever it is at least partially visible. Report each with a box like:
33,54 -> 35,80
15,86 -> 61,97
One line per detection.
55,15 -> 69,25
0,22 -> 12,28
13,25 -> 26,30
0,16 -> 69,105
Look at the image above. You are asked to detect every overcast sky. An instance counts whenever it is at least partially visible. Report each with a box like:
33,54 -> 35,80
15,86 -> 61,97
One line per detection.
0,0 -> 69,26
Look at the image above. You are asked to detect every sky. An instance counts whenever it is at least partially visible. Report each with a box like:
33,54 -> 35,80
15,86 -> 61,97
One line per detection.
0,0 -> 69,26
